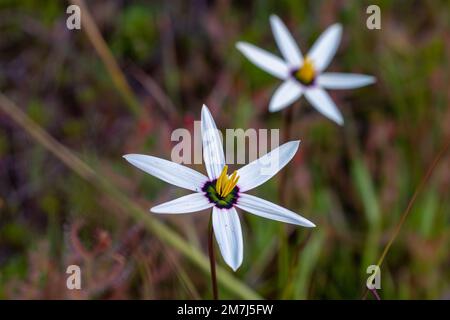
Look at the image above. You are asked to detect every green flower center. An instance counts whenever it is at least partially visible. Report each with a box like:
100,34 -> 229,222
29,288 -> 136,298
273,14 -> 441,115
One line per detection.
203,180 -> 239,209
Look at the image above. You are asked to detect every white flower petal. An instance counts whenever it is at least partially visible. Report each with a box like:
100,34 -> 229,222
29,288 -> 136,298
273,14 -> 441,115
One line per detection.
237,141 -> 300,192
305,87 -> 344,125
236,42 -> 289,79
201,105 -> 225,180
317,73 -> 376,89
212,207 -> 243,271
269,80 -> 303,112
123,154 -> 208,192
236,193 -> 315,227
151,193 -> 213,214
307,24 -> 342,72
270,15 -> 303,67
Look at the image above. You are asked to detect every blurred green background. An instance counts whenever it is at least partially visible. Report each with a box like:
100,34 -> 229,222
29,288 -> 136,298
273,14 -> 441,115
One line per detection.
0,0 -> 449,299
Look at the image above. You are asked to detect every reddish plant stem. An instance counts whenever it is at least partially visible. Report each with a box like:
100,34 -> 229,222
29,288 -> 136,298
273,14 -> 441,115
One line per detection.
208,215 -> 218,300
370,288 -> 381,300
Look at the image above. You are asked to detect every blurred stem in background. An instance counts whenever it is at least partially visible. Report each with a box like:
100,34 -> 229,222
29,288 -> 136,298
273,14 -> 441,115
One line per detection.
363,137 -> 450,299
277,105 -> 293,291
0,93 -> 261,300
69,0 -> 141,117
278,105 -> 295,205
277,103 -> 298,291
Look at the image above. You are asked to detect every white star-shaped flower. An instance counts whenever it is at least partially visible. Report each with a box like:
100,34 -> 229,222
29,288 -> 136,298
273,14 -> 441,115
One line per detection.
124,105 -> 315,271
236,15 -> 376,125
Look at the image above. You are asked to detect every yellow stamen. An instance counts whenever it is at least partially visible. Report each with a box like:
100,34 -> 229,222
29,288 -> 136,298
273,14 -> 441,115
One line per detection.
216,165 -> 239,197
223,171 -> 237,196
216,165 -> 227,195
296,57 -> 315,84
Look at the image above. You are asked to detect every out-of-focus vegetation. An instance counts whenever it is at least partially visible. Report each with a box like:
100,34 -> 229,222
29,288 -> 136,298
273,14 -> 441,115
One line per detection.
0,0 -> 449,299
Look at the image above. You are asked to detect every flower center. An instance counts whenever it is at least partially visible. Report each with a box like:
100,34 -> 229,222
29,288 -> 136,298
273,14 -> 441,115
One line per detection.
294,57 -> 315,85
202,165 -> 240,209
216,165 -> 239,197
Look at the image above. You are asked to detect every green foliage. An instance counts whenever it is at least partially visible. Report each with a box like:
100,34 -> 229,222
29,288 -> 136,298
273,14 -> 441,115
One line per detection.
111,5 -> 158,63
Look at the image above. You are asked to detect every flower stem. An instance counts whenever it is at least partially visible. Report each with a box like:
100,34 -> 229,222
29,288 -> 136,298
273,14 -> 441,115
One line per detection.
278,106 -> 294,204
370,288 -> 381,300
208,215 -> 219,300
277,105 -> 294,290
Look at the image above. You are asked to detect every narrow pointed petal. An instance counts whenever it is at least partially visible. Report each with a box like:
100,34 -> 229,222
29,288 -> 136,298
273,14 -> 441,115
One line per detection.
270,15 -> 303,67
212,207 -> 244,271
305,87 -> 344,125
236,42 -> 289,79
236,193 -> 315,227
317,73 -> 376,89
151,193 -> 214,214
237,141 -> 300,192
307,24 -> 342,72
123,154 -> 208,192
201,105 -> 225,180
269,80 -> 303,112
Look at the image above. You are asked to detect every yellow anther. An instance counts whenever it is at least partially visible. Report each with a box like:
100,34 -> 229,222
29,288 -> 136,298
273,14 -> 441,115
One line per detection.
296,57 -> 315,84
216,165 -> 239,197
216,165 -> 227,195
